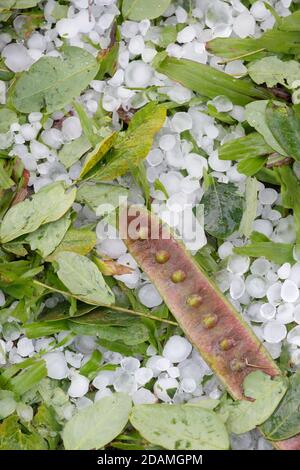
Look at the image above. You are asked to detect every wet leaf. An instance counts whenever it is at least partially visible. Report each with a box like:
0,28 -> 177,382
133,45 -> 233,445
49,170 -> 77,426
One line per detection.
62,393 -> 132,450
0,182 -> 76,243
13,46 -> 99,113
26,213 -> 71,258
234,241 -> 294,264
76,183 -> 128,215
130,404 -> 229,450
226,371 -> 287,434
58,135 -> 91,169
0,415 -> 48,450
219,132 -> 273,161
248,56 -> 300,88
80,132 -> 117,179
46,226 -> 96,260
202,181 -> 244,239
55,251 -> 115,305
122,0 -> 171,21
261,371 -> 300,441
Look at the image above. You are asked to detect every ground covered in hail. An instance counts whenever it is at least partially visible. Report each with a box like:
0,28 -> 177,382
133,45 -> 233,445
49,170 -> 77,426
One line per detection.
1,0 -> 300,451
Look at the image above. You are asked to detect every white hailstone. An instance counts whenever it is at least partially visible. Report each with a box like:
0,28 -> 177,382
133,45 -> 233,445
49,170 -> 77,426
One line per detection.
75,9 -> 95,33
177,25 -> 196,43
94,388 -> 113,401
252,219 -> 273,238
230,277 -> 245,300
250,1 -> 269,20
263,320 -> 287,344
134,367 -> 153,385
138,283 -> 162,308
163,335 -> 192,363
34,338 -> 52,353
41,128 -> 63,149
288,263 -> 300,287
76,396 -> 93,410
69,161 -> 82,180
98,239 -> 127,259
65,350 -> 83,368
62,117 -> 82,141
175,6 -> 188,23
146,344 -> 156,356
68,374 -> 89,398
0,80 -> 6,104
266,270 -> 279,283
231,433 -> 255,451
27,32 -> 47,51
108,69 -> 124,87
264,341 -> 282,360
147,149 -> 163,167
245,275 -> 267,299
267,282 -> 282,306
121,357 -> 140,373
146,355 -> 165,377
98,13 -> 115,30
277,303 -> 294,324
92,371 -> 115,390
124,60 -> 153,88
233,12 -> 255,38
166,192 -> 188,213
156,357 -> 172,372
224,60 -> 247,76
56,18 -> 79,38
250,258 -> 270,276
113,371 -> 138,394
260,303 -> 276,321
208,151 -> 231,172
180,378 -> 196,394
166,43 -> 183,59
281,279 -> 299,303
205,124 -> 219,139
17,338 -> 34,357
167,366 -> 180,378
273,216 -> 296,244
128,35 -> 145,55
210,96 -> 233,113
259,188 -> 278,205
159,134 -> 176,151
2,44 -> 33,72
185,153 -> 208,178
74,335 -> 96,354
102,94 -> 120,112
0,339 -> 6,365
291,349 -> 300,366
132,388 -> 157,405
294,305 -> 300,324
17,403 -> 33,422
230,105 -> 245,122
20,124 -> 38,141
171,112 -> 193,133
166,147 -> 185,169
142,47 -> 157,63
277,263 -> 291,280
180,176 -> 200,194
247,302 -> 263,322
227,255 -> 250,275
154,377 -> 178,402
218,241 -> 233,260
30,140 -> 49,159
0,290 -> 5,307
287,325 -> 300,346
43,352 -> 69,379
28,112 -> 42,123
159,171 -> 182,195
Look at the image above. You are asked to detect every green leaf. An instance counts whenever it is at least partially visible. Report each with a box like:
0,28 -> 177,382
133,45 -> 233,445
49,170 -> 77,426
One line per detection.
62,393 -> 132,450
226,371 -> 287,434
73,101 -> 99,147
26,213 -> 71,258
261,371 -> 300,441
0,182 -> 76,243
93,103 -> 166,181
79,350 -> 103,380
245,101 -> 287,155
219,132 -> 273,161
69,311 -> 150,345
266,102 -> 300,162
207,30 -> 300,59
80,132 -> 117,179
248,56 -> 300,89
0,0 -> 39,8
234,241 -> 294,264
156,57 -> 271,105
55,252 -> 115,305
239,177 -> 258,238
13,46 -> 99,113
33,404 -> 61,450
0,108 -> 17,133
275,166 -> 300,242
202,181 -> 244,239
0,160 -> 14,190
58,135 -> 91,169
46,226 -> 96,260
0,391 -> 16,419
122,0 -> 171,20
130,404 -> 229,450
77,183 -> 128,215
237,155 -> 266,176
0,415 -> 48,450
9,359 -> 47,396
278,10 -> 300,31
